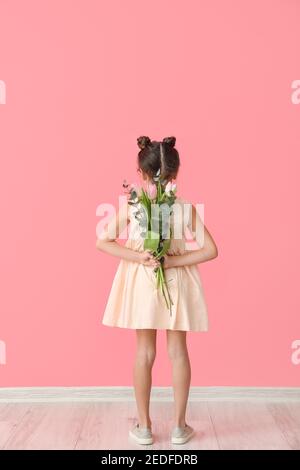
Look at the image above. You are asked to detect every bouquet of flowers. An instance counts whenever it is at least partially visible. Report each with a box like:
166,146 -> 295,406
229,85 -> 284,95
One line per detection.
123,169 -> 177,316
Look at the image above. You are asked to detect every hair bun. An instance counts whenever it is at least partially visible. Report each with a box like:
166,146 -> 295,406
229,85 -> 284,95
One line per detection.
162,136 -> 176,148
137,136 -> 151,150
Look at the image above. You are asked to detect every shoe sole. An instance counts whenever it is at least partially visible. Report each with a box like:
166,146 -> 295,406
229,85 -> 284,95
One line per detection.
129,430 -> 153,445
171,430 -> 195,445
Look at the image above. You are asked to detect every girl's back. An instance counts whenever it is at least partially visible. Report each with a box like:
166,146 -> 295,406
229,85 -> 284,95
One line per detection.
102,194 -> 209,331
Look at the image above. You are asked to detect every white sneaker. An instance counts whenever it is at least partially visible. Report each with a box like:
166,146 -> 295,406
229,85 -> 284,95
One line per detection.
129,423 -> 153,445
171,424 -> 194,444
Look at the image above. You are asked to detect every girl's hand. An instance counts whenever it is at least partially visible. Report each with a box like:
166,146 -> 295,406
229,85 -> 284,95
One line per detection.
162,254 -> 175,269
139,249 -> 160,268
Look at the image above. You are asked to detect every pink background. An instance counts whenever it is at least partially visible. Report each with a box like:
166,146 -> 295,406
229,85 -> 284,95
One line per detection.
0,0 -> 299,387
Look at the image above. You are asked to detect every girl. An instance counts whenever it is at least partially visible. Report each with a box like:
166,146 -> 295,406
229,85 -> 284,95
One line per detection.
96,136 -> 218,446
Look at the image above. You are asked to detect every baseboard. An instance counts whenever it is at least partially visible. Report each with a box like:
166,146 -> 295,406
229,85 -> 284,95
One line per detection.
0,386 -> 299,403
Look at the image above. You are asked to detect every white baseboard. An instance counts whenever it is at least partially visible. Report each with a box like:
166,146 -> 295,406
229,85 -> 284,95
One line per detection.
0,386 -> 299,403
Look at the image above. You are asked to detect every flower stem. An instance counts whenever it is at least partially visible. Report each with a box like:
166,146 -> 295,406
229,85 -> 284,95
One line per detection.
157,265 -> 173,316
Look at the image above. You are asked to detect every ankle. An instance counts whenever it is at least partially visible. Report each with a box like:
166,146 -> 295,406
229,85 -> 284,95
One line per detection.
138,419 -> 152,429
174,419 -> 186,428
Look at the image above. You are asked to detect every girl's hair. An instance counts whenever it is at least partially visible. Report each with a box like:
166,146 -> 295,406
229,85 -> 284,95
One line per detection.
137,136 -> 180,183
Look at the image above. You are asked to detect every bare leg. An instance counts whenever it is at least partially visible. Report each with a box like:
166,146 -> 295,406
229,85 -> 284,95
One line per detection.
133,329 -> 157,429
166,330 -> 191,428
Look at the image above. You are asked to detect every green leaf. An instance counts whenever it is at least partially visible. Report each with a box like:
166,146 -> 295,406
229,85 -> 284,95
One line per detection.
144,230 -> 160,252
140,188 -> 151,212
156,269 -> 161,289
157,181 -> 162,201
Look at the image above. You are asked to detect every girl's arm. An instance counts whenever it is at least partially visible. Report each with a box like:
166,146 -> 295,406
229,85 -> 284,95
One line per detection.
96,201 -> 159,268
164,203 -> 218,269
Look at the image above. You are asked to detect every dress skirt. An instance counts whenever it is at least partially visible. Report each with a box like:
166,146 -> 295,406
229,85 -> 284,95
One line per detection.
101,236 -> 209,332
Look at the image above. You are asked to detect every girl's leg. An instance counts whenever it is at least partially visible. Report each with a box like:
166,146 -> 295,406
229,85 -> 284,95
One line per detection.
166,330 -> 191,428
133,329 -> 157,429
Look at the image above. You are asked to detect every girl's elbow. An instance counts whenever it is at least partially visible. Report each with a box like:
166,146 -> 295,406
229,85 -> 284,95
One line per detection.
96,238 -> 105,251
210,244 -> 218,259
96,237 -> 115,250
205,242 -> 218,260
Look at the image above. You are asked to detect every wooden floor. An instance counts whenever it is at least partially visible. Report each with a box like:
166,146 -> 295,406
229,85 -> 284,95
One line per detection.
0,401 -> 300,450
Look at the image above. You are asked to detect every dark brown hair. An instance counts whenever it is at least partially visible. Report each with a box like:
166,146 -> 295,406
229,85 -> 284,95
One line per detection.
137,136 -> 180,183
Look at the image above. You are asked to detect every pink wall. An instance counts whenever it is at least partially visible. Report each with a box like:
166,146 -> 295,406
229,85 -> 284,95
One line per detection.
0,0 -> 300,387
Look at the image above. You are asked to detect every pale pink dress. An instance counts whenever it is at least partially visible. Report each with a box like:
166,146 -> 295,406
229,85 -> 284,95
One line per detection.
101,196 -> 209,331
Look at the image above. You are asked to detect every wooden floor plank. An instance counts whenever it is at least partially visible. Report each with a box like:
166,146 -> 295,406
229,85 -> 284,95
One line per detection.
76,402 -> 132,450
0,403 -> 31,449
208,401 -> 291,450
268,402 -> 300,450
3,403 -> 89,450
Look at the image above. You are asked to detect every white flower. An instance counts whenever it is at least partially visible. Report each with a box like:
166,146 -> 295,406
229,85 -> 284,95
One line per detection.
165,181 -> 177,195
